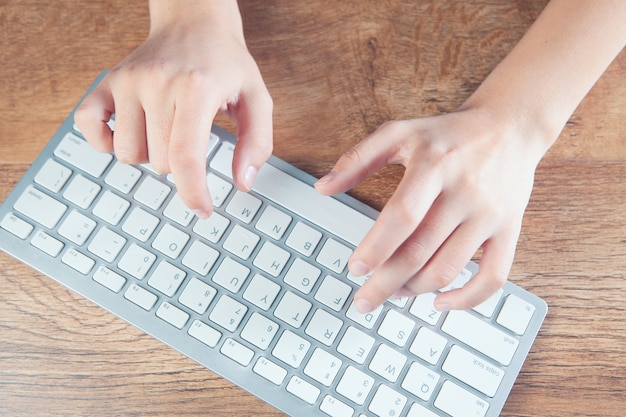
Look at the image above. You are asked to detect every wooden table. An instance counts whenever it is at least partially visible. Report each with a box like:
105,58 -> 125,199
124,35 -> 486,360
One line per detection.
1,1 -> 624,416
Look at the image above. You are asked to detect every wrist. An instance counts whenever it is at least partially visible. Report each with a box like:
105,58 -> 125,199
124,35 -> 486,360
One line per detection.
148,0 -> 244,41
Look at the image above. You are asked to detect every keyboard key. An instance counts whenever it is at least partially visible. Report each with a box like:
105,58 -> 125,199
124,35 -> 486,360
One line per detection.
14,185 -> 67,229
346,299 -> 383,330
105,161 -> 141,194
193,211 -> 230,243
62,174 -> 100,209
178,277 -> 217,314
283,258 -> 321,294
124,283 -> 158,311
401,362 -> 440,401
272,330 -> 311,368
304,348 -> 342,386
54,133 -> 112,178
242,273 -> 281,311
93,266 -> 126,293
377,309 -> 415,347
1,212 -> 33,239
285,221 -> 322,257
409,326 -> 447,365
209,295 -> 247,332
35,159 -> 71,192
316,238 -> 352,274
58,210 -> 97,245
87,227 -> 126,263
134,176 -> 171,210
286,376 -> 320,405
61,248 -> 95,274
121,206 -> 159,242
314,275 -> 352,312
497,294 -> 536,335
93,190 -> 130,226
147,261 -> 186,297
255,205 -> 291,240
253,241 -> 290,277
226,190 -> 261,224
442,345 -> 505,397
473,288 -> 503,318
409,292 -> 443,326
220,337 -> 254,366
212,257 -> 250,293
320,395 -> 353,417
305,308 -> 343,346
156,301 -> 189,329
223,224 -> 259,260
274,291 -> 312,328
434,380 -> 489,417
442,310 -> 519,366
337,326 -> 375,365
163,193 -> 195,227
181,240 -> 219,276
206,172 -> 233,208
240,312 -> 279,350
152,223 -> 189,259
188,319 -> 221,348
368,384 -> 407,417
369,343 -> 407,383
253,357 -> 287,385
118,243 -> 156,280
335,366 -> 374,405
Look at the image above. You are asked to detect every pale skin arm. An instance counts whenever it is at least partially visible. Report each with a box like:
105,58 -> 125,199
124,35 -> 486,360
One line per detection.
74,0 -> 273,218
316,0 -> 626,313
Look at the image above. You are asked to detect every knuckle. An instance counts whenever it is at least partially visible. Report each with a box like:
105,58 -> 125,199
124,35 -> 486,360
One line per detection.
362,276 -> 395,303
432,261 -> 460,289
396,238 -> 430,269
392,196 -> 422,226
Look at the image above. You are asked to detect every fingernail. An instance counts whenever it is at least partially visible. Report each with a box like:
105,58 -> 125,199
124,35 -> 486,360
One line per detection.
393,287 -> 412,299
355,298 -> 375,314
193,209 -> 210,219
434,301 -> 450,312
243,165 -> 257,190
315,170 -> 337,187
349,260 -> 371,277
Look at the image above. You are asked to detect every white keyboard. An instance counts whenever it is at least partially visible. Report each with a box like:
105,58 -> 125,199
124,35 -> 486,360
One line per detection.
0,73 -> 547,417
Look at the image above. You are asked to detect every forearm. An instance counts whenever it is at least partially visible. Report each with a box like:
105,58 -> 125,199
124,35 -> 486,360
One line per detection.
463,0 -> 626,156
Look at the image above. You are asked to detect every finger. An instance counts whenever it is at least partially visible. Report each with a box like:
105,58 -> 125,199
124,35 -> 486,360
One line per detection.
314,123 -> 402,196
168,88 -> 219,218
352,193 -> 465,312
74,80 -> 115,152
398,218 -> 489,298
143,101 -> 175,174
111,95 -> 148,165
433,224 -> 520,311
231,84 -> 274,191
348,162 -> 443,277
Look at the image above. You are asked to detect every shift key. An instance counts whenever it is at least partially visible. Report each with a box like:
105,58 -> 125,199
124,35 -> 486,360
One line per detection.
441,310 -> 519,366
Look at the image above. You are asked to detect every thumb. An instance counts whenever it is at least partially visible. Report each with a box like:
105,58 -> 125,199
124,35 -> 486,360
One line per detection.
315,128 -> 395,195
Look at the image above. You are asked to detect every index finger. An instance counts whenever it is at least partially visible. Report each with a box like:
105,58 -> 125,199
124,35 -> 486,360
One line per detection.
74,79 -> 115,152
168,87 -> 221,218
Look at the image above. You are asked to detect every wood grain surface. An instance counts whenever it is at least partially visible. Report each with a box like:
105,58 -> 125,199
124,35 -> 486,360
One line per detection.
1,1 -> 624,416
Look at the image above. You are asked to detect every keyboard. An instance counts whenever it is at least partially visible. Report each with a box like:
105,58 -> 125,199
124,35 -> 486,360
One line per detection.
0,72 -> 547,417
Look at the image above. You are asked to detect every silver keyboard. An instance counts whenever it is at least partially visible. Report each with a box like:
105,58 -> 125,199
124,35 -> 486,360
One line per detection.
0,73 -> 547,417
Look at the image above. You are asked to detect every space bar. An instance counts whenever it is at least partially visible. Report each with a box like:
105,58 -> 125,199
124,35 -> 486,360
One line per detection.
209,142 -> 375,247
